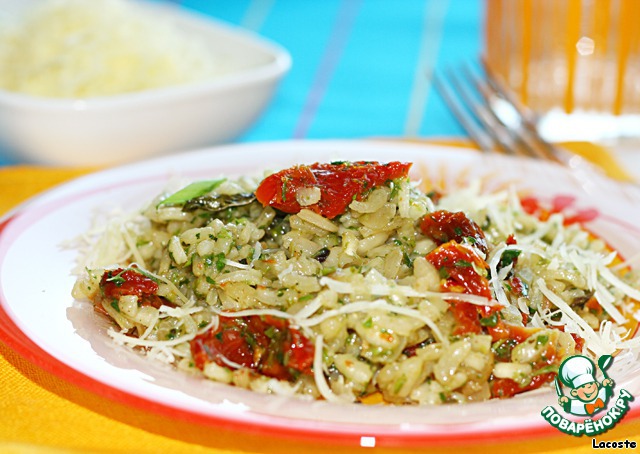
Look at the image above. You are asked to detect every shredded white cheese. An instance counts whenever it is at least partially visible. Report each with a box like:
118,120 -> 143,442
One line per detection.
319,274 -> 496,307
537,279 -> 614,356
0,0 -> 230,98
312,335 -> 349,403
295,299 -> 447,344
108,327 -> 197,348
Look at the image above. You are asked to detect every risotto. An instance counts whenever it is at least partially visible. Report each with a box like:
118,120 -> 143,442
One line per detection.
72,161 -> 640,404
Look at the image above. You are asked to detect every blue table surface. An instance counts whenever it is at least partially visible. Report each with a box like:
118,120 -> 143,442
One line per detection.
0,0 -> 484,167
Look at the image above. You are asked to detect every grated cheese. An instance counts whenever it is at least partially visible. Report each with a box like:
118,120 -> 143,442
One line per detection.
121,222 -> 147,269
319,274 -> 495,307
537,278 -> 614,356
214,307 -> 295,321
0,0 -> 230,98
443,183 -> 640,357
312,335 -> 349,403
108,327 -> 197,348
158,305 -> 203,319
295,299 -> 447,344
599,266 -> 640,304
224,259 -> 252,270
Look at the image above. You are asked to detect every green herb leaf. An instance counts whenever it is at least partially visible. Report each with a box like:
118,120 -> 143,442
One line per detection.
215,253 -> 226,272
491,338 -> 518,360
244,331 -> 258,347
499,249 -> 521,268
281,176 -> 290,202
264,325 -> 278,339
321,266 -> 336,276
106,270 -> 126,286
157,179 -> 226,207
394,374 -> 407,393
536,334 -> 549,345
455,259 -> 473,268
479,313 -> 499,327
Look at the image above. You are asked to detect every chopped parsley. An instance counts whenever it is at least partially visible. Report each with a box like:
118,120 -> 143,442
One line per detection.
479,313 -> 499,327
455,259 -> 473,268
499,249 -> 521,269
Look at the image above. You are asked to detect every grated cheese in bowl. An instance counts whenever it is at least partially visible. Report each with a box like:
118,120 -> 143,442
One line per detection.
0,0 -> 231,98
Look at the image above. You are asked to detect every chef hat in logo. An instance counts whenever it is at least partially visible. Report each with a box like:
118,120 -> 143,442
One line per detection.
559,355 -> 597,388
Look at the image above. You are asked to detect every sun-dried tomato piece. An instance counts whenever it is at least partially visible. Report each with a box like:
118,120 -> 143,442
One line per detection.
420,210 -> 488,254
255,161 -> 411,219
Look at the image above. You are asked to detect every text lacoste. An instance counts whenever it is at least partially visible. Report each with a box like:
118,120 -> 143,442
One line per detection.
592,439 -> 637,449
541,389 -> 633,436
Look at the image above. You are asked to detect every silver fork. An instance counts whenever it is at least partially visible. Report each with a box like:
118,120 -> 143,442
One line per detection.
433,61 -> 573,165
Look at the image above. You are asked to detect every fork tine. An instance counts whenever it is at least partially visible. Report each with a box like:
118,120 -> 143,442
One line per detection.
480,59 -> 540,126
432,73 -> 496,153
435,61 -> 577,166
443,67 -> 533,158
461,63 -> 551,161
480,60 -> 574,165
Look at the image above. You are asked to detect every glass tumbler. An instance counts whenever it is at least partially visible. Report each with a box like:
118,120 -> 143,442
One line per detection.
484,0 -> 640,144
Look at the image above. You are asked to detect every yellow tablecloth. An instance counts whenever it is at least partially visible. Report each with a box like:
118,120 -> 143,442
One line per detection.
1,142 -> 638,454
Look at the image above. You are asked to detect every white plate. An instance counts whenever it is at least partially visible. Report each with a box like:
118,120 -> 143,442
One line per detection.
1,140 -> 640,447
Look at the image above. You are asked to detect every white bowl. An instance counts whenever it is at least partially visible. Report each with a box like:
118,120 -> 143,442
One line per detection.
0,1 -> 291,166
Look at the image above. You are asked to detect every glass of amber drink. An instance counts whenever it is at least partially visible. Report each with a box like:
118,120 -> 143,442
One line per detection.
484,0 -> 640,144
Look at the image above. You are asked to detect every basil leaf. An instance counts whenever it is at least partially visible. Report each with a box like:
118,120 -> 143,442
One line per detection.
499,249 -> 521,268
479,312 -> 499,327
157,179 -> 226,207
